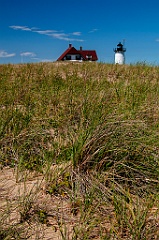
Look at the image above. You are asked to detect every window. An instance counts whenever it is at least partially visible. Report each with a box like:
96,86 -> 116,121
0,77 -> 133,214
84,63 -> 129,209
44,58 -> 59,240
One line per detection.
86,55 -> 92,61
66,55 -> 71,60
76,54 -> 82,60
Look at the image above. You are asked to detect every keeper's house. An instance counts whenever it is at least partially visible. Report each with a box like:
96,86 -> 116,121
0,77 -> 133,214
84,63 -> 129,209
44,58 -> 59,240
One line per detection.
57,44 -> 98,62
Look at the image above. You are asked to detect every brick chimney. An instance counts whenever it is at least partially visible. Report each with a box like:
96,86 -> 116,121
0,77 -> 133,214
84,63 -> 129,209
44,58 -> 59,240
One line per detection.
80,46 -> 82,51
69,43 -> 72,48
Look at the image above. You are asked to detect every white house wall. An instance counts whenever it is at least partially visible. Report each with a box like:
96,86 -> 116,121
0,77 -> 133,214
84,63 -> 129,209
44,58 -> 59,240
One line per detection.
66,54 -> 82,61
71,55 -> 76,60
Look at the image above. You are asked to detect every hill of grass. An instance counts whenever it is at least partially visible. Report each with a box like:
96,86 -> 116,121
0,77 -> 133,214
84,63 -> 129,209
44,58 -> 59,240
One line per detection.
0,62 -> 159,239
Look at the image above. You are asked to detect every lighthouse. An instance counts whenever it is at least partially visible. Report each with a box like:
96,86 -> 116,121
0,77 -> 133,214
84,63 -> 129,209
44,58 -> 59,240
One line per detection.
113,42 -> 126,64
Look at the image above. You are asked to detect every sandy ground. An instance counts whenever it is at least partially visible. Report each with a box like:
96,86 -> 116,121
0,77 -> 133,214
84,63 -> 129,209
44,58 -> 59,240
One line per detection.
0,167 -> 79,239
0,167 -> 159,239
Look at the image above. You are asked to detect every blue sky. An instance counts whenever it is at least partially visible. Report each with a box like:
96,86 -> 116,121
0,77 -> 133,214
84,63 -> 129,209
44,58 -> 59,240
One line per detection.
1,0 -> 159,64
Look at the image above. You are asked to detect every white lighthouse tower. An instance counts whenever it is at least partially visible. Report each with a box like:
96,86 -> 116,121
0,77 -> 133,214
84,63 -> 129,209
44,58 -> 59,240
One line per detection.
113,42 -> 126,64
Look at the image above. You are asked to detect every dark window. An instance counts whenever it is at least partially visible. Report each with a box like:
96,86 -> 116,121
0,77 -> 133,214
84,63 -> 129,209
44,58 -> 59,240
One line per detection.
76,54 -> 82,60
66,55 -> 71,60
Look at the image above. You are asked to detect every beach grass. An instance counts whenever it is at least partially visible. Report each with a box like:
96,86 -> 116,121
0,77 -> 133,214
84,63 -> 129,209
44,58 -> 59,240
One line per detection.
0,62 -> 159,239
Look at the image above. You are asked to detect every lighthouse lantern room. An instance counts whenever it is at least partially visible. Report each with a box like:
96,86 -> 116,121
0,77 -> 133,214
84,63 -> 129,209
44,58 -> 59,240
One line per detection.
113,42 -> 126,64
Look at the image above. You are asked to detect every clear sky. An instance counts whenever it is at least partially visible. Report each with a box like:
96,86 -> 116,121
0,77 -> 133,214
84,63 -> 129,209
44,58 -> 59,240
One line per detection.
1,0 -> 159,64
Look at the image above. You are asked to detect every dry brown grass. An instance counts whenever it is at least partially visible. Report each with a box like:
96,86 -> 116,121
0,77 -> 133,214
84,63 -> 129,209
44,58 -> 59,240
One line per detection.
0,62 -> 159,239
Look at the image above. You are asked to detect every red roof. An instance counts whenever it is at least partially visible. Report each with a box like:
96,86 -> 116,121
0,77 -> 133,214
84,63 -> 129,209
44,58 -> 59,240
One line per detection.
79,50 -> 98,61
57,44 -> 98,61
57,46 -> 79,61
